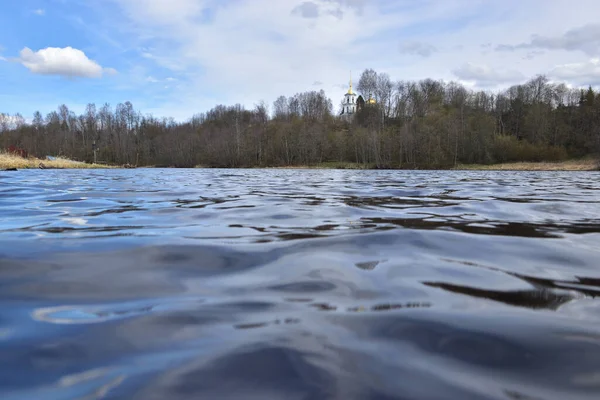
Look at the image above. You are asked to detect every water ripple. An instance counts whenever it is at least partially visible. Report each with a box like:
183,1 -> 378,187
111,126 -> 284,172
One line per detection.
1,169 -> 600,399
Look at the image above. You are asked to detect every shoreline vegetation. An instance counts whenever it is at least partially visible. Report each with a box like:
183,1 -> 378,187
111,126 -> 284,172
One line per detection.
2,152 -> 597,171
258,159 -> 599,170
205,159 -> 598,171
455,159 -> 598,171
0,152 -> 113,170
308,159 -> 599,171
2,70 -> 600,170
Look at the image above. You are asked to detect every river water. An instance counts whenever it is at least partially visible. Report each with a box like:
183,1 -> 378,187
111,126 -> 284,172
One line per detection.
1,169 -> 600,399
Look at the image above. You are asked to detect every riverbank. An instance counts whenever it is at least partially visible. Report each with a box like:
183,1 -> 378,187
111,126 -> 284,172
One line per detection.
0,153 -> 113,170
456,159 -> 598,171
260,159 -> 599,171
276,159 -> 598,171
3,153 -> 597,171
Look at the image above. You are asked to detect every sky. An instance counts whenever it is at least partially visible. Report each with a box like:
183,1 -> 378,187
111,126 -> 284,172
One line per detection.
1,0 -> 600,121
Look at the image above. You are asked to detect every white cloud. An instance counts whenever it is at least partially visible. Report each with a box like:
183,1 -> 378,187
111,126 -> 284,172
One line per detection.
17,47 -> 115,78
101,0 -> 600,118
400,41 -> 438,57
104,67 -> 118,76
497,24 -> 600,56
140,50 -> 186,72
523,50 -> 545,60
291,0 -> 366,19
33,9 -> 45,16
453,63 -> 525,86
328,0 -> 367,15
549,58 -> 600,86
146,75 -> 177,84
111,0 -> 427,115
292,2 -> 320,19
118,0 -> 204,27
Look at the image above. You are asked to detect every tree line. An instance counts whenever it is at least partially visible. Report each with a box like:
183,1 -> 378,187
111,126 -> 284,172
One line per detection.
1,70 -> 599,168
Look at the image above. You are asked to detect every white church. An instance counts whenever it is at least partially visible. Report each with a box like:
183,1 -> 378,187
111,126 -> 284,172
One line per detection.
339,73 -> 376,119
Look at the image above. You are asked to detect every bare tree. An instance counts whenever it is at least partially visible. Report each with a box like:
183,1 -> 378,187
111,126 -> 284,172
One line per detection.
1,70 -> 596,169
358,68 -> 378,100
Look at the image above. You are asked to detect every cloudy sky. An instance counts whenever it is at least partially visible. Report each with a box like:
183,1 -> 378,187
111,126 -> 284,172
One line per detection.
1,0 -> 600,120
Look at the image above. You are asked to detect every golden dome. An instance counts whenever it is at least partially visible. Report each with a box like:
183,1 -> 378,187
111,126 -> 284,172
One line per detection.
347,71 -> 354,95
367,97 -> 376,104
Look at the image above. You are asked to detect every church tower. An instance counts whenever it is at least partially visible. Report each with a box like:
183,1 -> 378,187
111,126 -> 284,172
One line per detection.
341,72 -> 357,117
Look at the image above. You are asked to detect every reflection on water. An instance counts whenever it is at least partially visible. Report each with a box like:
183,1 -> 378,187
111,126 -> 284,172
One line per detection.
1,169 -> 600,399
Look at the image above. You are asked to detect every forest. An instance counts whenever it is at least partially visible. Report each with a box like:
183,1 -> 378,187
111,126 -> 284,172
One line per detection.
1,69 -> 599,168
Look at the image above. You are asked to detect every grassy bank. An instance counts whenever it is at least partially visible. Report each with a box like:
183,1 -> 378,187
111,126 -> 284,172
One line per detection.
4,152 -> 596,171
262,159 -> 598,170
0,152 -> 113,169
456,159 -> 598,171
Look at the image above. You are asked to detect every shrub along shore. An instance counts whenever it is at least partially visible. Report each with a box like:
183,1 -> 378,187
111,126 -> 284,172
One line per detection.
0,152 -> 112,170
280,159 -> 598,170
2,152 -> 596,171
455,158 -> 598,171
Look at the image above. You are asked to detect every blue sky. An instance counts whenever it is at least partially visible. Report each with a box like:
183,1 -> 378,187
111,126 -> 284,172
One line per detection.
1,0 -> 600,121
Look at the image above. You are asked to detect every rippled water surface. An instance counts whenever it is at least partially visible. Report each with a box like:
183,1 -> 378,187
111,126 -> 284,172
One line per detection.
1,168 -> 600,399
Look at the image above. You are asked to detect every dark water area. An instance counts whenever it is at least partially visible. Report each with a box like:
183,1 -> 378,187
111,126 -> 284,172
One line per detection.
1,169 -> 600,399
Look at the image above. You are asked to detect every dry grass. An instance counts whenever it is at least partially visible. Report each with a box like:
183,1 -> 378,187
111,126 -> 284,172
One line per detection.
192,159 -> 600,171
456,159 -> 599,171
0,152 -> 114,169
